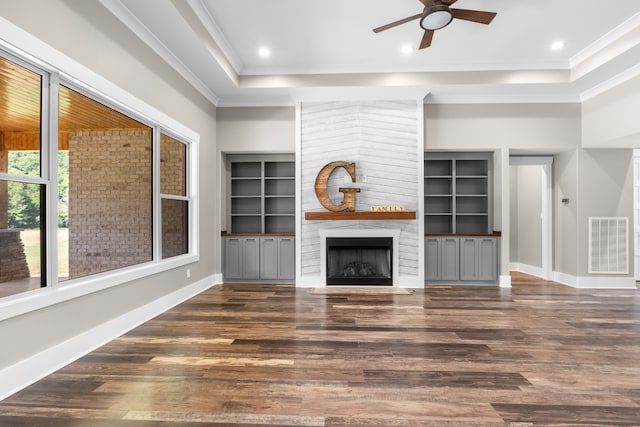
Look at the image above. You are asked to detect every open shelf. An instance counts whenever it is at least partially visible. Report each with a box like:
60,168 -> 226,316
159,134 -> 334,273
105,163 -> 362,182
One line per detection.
229,158 -> 295,233
424,152 -> 493,233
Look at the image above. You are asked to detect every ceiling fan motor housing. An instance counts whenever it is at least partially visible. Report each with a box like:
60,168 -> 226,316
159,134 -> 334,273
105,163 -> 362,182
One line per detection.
420,2 -> 454,31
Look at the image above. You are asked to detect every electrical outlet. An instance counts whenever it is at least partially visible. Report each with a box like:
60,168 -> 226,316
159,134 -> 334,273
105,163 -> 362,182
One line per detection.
186,268 -> 191,278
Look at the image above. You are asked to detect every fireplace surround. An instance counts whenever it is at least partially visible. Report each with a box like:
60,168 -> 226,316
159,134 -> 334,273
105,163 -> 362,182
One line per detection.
319,229 -> 401,286
326,237 -> 392,286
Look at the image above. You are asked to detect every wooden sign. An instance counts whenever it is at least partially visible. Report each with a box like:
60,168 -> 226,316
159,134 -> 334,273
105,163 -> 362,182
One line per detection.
370,205 -> 405,212
314,161 -> 360,212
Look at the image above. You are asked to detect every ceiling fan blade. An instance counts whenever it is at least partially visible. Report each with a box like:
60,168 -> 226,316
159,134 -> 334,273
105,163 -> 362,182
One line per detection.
419,30 -> 434,49
373,13 -> 422,33
451,8 -> 497,25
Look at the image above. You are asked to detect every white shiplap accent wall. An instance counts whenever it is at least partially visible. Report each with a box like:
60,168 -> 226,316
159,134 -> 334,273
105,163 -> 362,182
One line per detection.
299,101 -> 421,286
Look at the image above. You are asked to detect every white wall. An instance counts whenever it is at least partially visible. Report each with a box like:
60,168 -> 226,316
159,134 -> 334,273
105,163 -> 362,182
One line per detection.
0,0 -> 218,390
582,75 -> 640,148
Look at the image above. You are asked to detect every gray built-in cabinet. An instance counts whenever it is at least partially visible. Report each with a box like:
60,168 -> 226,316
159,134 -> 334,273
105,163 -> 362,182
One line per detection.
425,236 -> 498,282
425,152 -> 498,283
224,155 -> 295,283
224,236 -> 295,281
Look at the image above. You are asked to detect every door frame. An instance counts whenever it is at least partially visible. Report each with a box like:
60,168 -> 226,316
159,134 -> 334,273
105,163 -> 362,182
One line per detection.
509,156 -> 553,280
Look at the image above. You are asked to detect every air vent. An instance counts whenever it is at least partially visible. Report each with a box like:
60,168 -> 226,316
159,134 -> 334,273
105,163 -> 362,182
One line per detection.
588,217 -> 628,274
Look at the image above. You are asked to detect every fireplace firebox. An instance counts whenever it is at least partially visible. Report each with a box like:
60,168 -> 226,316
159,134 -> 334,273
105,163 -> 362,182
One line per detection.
326,237 -> 393,286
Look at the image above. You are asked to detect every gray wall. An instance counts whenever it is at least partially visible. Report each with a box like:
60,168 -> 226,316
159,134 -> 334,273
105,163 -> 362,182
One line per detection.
553,148 -> 635,278
0,1 -> 218,369
424,103 -> 582,152
216,107 -> 295,153
554,150 -> 579,276
576,149 -> 634,277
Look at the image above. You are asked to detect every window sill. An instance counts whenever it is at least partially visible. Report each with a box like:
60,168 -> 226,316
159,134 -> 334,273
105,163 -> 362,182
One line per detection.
0,254 -> 198,322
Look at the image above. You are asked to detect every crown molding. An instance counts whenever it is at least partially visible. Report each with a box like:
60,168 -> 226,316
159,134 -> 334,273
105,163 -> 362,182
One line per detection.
424,92 -> 580,105
184,0 -> 244,75
580,62 -> 640,102
570,11 -> 640,68
99,0 -> 220,106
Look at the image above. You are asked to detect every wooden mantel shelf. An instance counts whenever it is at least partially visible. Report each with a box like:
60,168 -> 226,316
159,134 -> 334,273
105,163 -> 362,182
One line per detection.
304,211 -> 417,221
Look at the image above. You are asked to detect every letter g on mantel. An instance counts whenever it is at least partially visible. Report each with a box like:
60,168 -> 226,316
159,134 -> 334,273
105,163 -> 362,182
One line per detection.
314,161 -> 360,212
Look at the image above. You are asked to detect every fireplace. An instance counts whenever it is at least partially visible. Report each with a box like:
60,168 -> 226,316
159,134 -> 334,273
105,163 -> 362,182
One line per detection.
326,237 -> 393,286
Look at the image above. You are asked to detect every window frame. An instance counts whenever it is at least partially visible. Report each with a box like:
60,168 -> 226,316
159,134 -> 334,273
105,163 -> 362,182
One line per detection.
0,20 -> 200,321
0,51 -> 52,289
158,130 -> 193,260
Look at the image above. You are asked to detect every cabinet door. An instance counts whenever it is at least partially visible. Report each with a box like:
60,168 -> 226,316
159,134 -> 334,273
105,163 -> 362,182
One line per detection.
243,238 -> 260,280
260,237 -> 279,280
441,237 -> 460,281
459,238 -> 478,281
425,237 -> 441,281
224,238 -> 243,279
478,238 -> 497,281
278,237 -> 295,279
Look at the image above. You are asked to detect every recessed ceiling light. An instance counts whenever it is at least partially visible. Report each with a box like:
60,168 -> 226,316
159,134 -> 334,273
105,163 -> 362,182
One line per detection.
551,40 -> 566,51
258,47 -> 271,58
401,44 -> 414,54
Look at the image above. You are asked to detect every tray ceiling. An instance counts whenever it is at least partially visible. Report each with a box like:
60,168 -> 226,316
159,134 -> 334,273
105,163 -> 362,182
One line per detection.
101,0 -> 640,106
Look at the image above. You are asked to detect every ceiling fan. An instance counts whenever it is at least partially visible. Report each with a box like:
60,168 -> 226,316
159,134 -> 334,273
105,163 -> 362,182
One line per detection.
373,0 -> 497,49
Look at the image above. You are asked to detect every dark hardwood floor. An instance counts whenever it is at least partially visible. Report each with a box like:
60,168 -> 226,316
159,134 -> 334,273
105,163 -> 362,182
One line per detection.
1,272 -> 639,426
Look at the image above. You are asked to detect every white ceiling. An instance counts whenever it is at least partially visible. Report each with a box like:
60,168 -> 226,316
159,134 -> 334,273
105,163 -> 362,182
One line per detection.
101,0 -> 640,106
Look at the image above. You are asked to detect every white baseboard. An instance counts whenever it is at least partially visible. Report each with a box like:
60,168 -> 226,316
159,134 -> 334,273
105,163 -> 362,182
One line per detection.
398,275 -> 425,288
510,262 -> 544,279
552,271 -> 577,287
574,276 -> 637,289
508,266 -> 636,289
551,271 -> 636,289
0,275 -> 216,401
499,274 -> 512,288
296,275 -> 324,288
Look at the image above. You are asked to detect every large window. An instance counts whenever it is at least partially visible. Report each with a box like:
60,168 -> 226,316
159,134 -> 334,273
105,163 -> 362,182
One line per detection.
0,49 -> 194,301
0,55 -> 46,298
59,85 -> 154,280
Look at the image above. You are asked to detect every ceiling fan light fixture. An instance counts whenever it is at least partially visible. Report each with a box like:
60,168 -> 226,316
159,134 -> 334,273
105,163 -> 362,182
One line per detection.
420,4 -> 453,31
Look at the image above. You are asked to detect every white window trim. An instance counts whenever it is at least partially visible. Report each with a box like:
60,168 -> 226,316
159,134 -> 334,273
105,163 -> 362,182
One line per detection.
0,16 -> 200,321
